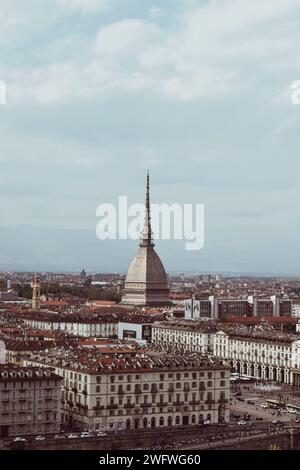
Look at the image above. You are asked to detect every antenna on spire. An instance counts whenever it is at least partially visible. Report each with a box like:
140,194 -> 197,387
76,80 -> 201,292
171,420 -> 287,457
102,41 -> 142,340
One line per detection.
140,170 -> 154,247
146,170 -> 150,212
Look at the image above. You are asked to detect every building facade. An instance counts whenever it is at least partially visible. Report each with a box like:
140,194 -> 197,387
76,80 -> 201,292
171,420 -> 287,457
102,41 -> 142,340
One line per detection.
21,316 -> 118,337
0,365 -> 62,438
184,294 -> 293,320
152,321 -> 300,385
25,351 -> 229,431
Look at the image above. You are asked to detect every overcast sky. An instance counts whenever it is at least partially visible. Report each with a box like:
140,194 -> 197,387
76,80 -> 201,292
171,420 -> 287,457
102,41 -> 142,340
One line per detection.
1,0 -> 300,273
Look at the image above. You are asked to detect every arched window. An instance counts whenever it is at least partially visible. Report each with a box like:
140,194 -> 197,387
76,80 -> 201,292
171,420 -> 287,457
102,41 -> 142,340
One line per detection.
175,415 -> 180,425
168,416 -> 172,427
191,414 -> 196,424
143,418 -> 148,428
159,416 -> 164,426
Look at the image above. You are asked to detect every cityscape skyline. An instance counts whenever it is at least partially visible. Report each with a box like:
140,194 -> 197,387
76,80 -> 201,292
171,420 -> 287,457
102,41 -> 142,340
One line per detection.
2,0 -> 300,458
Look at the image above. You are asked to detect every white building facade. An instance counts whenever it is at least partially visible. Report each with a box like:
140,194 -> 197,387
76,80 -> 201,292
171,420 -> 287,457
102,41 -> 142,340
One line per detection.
152,322 -> 300,385
25,353 -> 230,431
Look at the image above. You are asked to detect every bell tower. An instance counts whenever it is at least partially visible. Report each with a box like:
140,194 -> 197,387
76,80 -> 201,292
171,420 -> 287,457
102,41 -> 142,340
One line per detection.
32,274 -> 41,310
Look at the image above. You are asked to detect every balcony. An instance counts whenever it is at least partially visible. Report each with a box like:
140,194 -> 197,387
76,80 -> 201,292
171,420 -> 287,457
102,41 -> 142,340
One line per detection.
218,398 -> 228,404
140,403 -> 149,408
134,389 -> 142,394
107,404 -> 118,409
157,402 -> 167,407
124,403 -> 134,409
189,400 -> 200,405
93,405 -> 105,410
173,401 -> 184,406
205,400 -> 215,404
72,387 -> 78,393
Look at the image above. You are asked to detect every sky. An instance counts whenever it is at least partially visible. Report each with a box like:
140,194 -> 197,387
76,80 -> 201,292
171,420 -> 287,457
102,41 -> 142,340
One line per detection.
1,0 -> 300,274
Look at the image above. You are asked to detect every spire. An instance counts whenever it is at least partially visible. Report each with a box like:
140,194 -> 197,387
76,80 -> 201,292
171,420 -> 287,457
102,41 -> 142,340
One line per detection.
140,170 -> 154,247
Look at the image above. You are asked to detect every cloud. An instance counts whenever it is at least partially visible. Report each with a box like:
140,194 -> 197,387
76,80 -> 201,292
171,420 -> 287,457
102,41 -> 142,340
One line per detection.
94,19 -> 160,56
56,0 -> 108,13
2,0 -> 300,105
148,7 -> 164,19
162,69 -> 237,100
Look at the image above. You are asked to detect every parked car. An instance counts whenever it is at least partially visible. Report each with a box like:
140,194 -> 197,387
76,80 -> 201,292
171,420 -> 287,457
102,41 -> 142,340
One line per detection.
80,432 -> 92,438
35,436 -> 45,441
54,434 -> 65,440
260,403 -> 268,408
13,437 -> 26,442
67,434 -> 79,439
237,421 -> 247,426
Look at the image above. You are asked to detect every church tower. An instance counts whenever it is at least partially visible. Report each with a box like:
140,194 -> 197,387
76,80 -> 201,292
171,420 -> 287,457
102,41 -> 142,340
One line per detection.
32,274 -> 41,310
121,172 -> 170,306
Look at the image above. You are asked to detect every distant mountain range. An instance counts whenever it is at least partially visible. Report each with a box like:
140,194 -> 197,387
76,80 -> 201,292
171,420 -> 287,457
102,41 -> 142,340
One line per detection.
0,225 -> 299,276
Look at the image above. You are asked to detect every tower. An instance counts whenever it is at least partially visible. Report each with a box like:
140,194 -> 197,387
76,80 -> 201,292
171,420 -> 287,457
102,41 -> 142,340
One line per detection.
121,172 -> 170,306
32,274 -> 41,310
